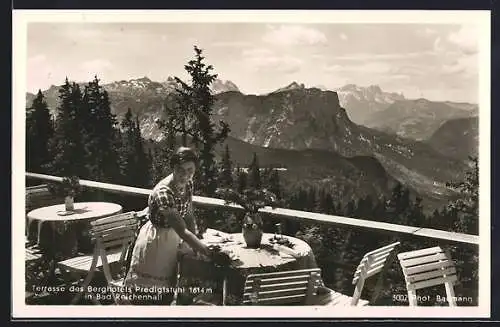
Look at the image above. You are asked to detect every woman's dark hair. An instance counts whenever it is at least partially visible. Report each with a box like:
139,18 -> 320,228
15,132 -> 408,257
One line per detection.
169,147 -> 199,169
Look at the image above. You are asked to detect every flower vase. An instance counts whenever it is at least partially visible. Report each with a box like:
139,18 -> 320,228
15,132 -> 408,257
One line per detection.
242,213 -> 263,248
65,196 -> 74,212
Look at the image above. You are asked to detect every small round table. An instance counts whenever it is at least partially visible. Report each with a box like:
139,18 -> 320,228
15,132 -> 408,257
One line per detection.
203,231 -> 314,272
180,229 -> 319,304
27,202 -> 123,255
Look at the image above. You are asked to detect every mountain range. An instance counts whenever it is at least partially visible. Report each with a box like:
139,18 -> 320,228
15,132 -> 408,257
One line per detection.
26,77 -> 479,211
427,116 -> 479,161
150,135 -> 400,206
335,84 -> 405,125
365,98 -> 478,141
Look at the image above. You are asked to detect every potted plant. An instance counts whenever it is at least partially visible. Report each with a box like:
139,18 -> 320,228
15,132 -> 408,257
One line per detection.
215,187 -> 277,248
49,175 -> 82,212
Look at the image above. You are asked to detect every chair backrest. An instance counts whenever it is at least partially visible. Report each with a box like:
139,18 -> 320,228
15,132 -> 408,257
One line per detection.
89,211 -> 139,282
242,268 -> 322,305
397,246 -> 458,306
25,184 -> 63,212
351,241 -> 400,305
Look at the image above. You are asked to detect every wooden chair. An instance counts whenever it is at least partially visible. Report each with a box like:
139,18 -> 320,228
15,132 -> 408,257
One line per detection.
25,184 -> 63,242
314,241 -> 400,306
174,249 -> 229,306
397,246 -> 458,306
25,241 -> 44,293
25,242 -> 43,278
242,268 -> 322,305
25,236 -> 56,302
25,184 -> 63,213
57,211 -> 139,305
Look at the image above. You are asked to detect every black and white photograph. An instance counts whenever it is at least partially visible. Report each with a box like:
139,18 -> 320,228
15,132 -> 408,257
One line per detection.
13,10 -> 490,318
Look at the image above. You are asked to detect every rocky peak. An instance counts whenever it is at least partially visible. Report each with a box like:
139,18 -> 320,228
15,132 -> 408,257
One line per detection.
273,81 -> 306,94
211,79 -> 240,94
366,85 -> 383,94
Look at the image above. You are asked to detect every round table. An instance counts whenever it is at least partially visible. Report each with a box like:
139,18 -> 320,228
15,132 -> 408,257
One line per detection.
179,229 -> 319,304
202,229 -> 315,272
27,202 -> 123,256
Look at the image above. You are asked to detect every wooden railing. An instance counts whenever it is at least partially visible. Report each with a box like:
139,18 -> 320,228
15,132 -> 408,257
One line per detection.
25,172 -> 479,246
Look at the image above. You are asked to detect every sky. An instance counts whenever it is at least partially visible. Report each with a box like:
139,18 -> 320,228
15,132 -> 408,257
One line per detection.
26,22 -> 480,103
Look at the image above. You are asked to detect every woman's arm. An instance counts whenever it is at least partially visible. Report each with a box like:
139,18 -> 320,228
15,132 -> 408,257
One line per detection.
184,202 -> 198,236
160,207 -> 210,257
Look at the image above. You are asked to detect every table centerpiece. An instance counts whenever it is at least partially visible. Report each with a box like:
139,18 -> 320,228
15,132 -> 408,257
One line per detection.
215,187 -> 277,248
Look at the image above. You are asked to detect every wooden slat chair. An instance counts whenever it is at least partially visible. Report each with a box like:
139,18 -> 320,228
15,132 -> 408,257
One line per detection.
25,242 -> 43,273
397,246 -> 458,306
25,184 -> 63,242
57,211 -> 139,305
314,241 -> 401,306
25,184 -> 63,213
173,249 -> 229,306
242,268 -> 322,305
25,237 -> 49,302
25,242 -> 43,283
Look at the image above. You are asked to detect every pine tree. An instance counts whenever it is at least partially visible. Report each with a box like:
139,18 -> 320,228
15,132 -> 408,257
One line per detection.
296,188 -> 309,211
248,152 -> 261,189
319,188 -> 334,214
355,195 -> 374,220
171,46 -> 230,195
118,110 -> 152,188
268,169 -> 282,200
408,196 -> 426,227
307,187 -> 318,212
82,76 -> 119,183
218,144 -> 233,188
26,90 -> 53,173
133,116 -> 151,187
344,199 -> 356,217
158,93 -> 190,150
446,156 -> 479,234
147,148 -> 156,187
236,166 -> 248,194
386,182 -> 412,225
119,108 -> 135,184
372,195 -> 388,222
48,78 -> 86,177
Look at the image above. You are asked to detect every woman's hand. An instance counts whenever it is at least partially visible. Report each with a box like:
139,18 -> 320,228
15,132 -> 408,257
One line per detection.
207,245 -> 233,267
198,243 -> 212,258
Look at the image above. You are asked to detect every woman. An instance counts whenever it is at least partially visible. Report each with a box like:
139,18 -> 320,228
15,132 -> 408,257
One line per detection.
124,147 -> 212,304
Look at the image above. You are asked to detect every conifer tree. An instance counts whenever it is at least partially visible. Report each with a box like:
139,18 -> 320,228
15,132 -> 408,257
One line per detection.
248,152 -> 261,189
408,196 -> 426,227
218,144 -> 233,188
48,78 -> 86,177
386,182 -> 412,225
446,156 -> 479,234
119,108 -> 135,185
118,110 -> 151,188
147,148 -> 156,187
319,188 -> 334,214
295,188 -> 309,211
236,166 -> 247,194
158,93 -> 191,150
268,169 -> 282,200
171,46 -> 230,195
344,199 -> 356,217
26,90 -> 53,173
82,76 -> 119,182
307,187 -> 318,212
133,116 -> 151,187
